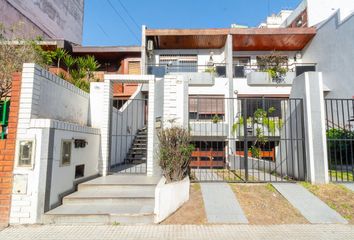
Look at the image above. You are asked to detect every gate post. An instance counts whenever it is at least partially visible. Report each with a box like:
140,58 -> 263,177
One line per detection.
90,80 -> 112,176
242,99 -> 249,181
290,72 -> 329,184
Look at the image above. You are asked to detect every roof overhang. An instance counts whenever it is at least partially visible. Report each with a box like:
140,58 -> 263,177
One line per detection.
231,28 -> 316,51
72,46 -> 141,59
145,29 -> 229,49
146,27 -> 316,51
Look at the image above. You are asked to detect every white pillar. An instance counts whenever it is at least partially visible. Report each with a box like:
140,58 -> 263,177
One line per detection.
90,80 -> 112,176
290,72 -> 329,184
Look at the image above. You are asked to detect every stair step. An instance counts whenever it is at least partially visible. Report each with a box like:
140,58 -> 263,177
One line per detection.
63,188 -> 155,205
78,175 -> 159,191
44,204 -> 154,225
130,147 -> 147,150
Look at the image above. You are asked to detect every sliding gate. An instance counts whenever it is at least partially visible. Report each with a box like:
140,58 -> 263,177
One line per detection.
189,97 -> 307,182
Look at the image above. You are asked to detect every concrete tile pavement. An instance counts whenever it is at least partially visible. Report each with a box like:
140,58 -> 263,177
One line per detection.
1,225 -> 354,240
200,182 -> 248,224
342,183 -> 354,192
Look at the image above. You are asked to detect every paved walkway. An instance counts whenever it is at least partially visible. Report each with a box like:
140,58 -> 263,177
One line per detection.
343,183 -> 354,192
1,225 -> 354,240
191,169 -> 223,181
272,183 -> 348,224
200,182 -> 248,223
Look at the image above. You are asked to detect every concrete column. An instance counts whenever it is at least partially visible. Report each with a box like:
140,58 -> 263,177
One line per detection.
290,72 -> 329,184
225,34 -> 236,159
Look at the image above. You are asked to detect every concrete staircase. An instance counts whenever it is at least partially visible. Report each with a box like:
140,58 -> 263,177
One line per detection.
44,175 -> 160,225
125,127 -> 147,164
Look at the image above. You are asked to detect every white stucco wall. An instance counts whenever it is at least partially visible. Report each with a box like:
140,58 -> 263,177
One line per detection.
48,123 -> 100,209
289,72 -> 328,184
302,11 -> 354,98
307,0 -> 354,27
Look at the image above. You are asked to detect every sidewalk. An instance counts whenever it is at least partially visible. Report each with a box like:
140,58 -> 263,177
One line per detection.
1,225 -> 354,240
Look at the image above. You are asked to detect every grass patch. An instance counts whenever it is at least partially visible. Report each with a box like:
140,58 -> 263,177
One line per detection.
265,183 -> 276,193
329,170 -> 353,181
230,184 -> 307,224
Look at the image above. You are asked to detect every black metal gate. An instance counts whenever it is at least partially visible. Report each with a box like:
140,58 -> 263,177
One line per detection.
189,97 -> 307,182
325,99 -> 354,182
110,97 -> 148,174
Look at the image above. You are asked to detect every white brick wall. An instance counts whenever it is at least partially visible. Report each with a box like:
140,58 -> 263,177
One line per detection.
10,64 -> 100,224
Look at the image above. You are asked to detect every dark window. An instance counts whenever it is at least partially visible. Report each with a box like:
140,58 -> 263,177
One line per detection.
242,98 -> 282,118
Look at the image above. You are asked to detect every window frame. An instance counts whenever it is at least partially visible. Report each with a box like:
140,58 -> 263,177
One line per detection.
16,139 -> 35,168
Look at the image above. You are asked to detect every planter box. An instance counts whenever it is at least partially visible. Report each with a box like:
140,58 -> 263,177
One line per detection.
154,176 -> 190,223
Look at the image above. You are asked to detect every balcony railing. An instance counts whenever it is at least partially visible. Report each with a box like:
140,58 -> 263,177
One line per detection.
147,64 -> 227,78
233,63 -> 317,78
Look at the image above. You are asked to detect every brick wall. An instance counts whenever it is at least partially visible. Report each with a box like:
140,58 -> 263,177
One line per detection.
0,73 -> 21,227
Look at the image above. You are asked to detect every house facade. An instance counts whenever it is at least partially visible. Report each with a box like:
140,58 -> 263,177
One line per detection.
1,0 -> 354,226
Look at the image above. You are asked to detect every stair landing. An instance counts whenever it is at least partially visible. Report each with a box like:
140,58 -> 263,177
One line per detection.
44,175 -> 160,225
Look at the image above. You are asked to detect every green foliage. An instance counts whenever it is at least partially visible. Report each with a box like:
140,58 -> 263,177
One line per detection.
249,145 -> 261,158
63,55 -> 76,72
257,53 -> 288,82
212,114 -> 221,124
54,48 -> 67,72
158,126 -> 195,183
326,128 -> 354,165
205,66 -> 216,73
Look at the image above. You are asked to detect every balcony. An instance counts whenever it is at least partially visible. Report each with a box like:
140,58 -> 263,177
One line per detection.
147,64 -> 227,85
233,63 -> 316,86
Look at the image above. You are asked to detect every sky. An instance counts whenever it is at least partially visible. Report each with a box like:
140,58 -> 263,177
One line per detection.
82,0 -> 302,46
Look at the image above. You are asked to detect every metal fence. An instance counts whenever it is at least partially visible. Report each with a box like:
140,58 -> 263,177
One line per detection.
189,97 -> 307,183
325,99 -> 354,182
147,64 -> 227,78
110,97 -> 148,174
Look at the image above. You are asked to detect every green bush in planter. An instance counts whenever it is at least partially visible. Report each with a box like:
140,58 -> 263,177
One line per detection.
158,126 -> 194,183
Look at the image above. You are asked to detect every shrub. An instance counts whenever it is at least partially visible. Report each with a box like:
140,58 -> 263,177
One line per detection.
157,126 -> 194,183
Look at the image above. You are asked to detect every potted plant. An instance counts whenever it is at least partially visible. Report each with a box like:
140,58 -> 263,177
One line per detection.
257,53 -> 288,83
154,126 -> 194,222
212,114 -> 221,124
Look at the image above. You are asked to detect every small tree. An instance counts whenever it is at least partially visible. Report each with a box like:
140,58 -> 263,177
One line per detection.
54,48 -> 67,74
158,126 -> 194,183
63,54 -> 76,73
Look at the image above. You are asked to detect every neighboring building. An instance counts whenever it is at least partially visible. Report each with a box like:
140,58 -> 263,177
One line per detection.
258,10 -> 293,28
0,0 -> 85,44
71,45 -> 142,99
281,0 -> 354,28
